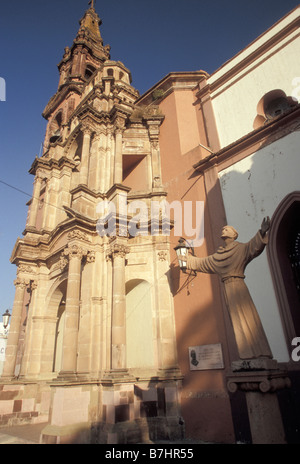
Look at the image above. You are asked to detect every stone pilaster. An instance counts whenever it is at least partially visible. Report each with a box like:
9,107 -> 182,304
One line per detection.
146,120 -> 162,189
98,128 -> 107,193
80,126 -> 93,186
106,241 -> 129,376
113,117 -> 126,185
154,244 -> 180,374
1,278 -> 28,379
27,175 -> 43,228
59,244 -> 86,377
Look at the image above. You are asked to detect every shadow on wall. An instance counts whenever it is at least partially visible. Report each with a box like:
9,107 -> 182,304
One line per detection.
41,375 -> 185,444
186,104 -> 300,442
43,100 -> 300,444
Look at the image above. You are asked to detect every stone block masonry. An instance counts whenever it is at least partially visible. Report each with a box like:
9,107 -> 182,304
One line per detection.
0,383 -> 51,427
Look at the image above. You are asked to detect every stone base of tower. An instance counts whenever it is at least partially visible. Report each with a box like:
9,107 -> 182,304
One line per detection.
0,381 -> 51,427
40,375 -> 184,444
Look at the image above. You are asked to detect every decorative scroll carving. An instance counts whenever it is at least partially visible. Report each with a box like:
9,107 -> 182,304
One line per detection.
158,251 -> 168,261
227,372 -> 291,394
86,251 -> 96,263
13,278 -> 28,289
106,243 -> 129,261
67,230 -> 91,242
58,254 -> 69,271
63,243 -> 87,261
17,265 -> 35,275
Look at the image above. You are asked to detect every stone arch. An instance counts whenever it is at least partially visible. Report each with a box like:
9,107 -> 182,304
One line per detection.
68,132 -> 83,162
49,110 -> 63,143
125,279 -> 155,369
268,191 -> 300,345
253,89 -> 298,129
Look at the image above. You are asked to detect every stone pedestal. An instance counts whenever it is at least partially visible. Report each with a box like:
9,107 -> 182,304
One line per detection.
227,359 -> 291,444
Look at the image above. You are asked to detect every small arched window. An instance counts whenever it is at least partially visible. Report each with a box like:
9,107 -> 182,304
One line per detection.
85,64 -> 96,80
254,89 -> 298,129
49,111 -> 63,143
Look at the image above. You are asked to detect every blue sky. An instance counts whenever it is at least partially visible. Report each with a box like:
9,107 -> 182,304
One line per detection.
0,0 -> 299,311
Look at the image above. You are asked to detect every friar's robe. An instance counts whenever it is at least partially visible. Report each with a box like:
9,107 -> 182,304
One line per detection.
187,231 -> 272,360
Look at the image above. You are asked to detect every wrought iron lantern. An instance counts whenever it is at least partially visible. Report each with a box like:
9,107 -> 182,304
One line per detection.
174,237 -> 195,274
2,309 -> 11,329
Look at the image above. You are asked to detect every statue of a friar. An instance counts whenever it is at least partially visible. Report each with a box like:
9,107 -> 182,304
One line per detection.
181,217 -> 273,360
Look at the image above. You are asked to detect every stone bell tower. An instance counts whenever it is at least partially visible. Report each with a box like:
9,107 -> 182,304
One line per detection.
0,3 -> 183,444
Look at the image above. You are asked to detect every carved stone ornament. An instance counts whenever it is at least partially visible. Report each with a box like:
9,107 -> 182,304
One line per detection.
87,251 -> 96,263
14,278 -> 29,289
227,371 -> 291,394
63,244 -> 87,261
17,264 -> 35,275
58,253 -> 69,271
158,251 -> 168,261
67,230 -> 91,242
114,115 -> 126,132
30,281 -> 38,291
106,244 -> 130,261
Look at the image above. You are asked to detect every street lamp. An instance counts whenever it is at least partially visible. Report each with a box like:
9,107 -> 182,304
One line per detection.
2,310 -> 11,329
174,237 -> 196,275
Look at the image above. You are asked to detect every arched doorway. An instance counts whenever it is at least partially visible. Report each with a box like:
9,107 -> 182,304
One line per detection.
53,298 -> 66,373
125,279 -> 155,369
268,192 -> 300,344
46,279 -> 67,374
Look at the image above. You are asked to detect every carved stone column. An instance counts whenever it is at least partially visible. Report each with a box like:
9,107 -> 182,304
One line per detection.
98,128 -> 107,193
59,244 -> 86,376
227,362 -> 291,443
106,242 -> 129,374
27,175 -> 43,228
113,117 -> 126,185
80,126 -> 92,186
147,120 -> 162,189
1,278 -> 28,379
19,280 -> 39,378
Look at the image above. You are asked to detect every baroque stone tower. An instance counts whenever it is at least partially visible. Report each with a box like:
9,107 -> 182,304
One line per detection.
1,4 -> 183,443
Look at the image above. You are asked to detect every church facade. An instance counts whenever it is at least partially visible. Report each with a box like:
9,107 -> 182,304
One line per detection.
0,4 -> 299,444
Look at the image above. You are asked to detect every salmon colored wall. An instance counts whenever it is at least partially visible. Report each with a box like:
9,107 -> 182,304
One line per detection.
158,87 -> 235,443
123,155 -> 149,191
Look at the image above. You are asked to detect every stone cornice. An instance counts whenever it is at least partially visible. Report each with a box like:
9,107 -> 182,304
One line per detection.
10,215 -> 98,266
29,156 -> 77,176
198,11 -> 300,100
136,71 -> 209,106
42,83 -> 83,120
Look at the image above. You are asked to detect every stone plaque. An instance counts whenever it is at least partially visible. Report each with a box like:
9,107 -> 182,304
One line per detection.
189,343 -> 224,371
